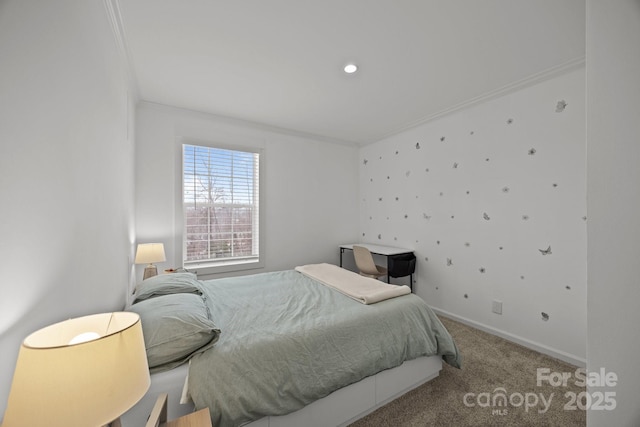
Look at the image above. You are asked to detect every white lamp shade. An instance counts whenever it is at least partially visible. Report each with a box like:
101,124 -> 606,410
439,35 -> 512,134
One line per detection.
134,243 -> 166,264
3,312 -> 150,427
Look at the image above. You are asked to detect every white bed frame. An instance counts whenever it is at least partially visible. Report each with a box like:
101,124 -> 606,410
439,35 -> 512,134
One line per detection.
122,355 -> 442,427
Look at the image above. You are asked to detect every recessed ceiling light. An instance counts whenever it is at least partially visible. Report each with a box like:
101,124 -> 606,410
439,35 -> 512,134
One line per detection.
344,64 -> 358,74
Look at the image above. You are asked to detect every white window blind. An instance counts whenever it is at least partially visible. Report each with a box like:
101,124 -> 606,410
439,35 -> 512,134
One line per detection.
182,144 -> 261,270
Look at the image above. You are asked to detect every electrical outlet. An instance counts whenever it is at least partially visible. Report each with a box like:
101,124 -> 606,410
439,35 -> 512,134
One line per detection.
492,300 -> 503,315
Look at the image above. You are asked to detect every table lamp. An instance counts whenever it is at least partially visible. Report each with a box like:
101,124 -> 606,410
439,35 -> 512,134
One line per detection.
135,243 -> 166,280
2,312 -> 150,427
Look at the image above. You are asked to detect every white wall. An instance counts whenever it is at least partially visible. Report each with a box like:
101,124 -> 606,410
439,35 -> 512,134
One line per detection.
135,102 -> 359,280
0,0 -> 136,419
586,1 -> 640,425
358,68 -> 586,365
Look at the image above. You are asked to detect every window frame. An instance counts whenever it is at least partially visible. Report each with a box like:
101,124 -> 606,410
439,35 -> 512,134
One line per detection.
177,139 -> 265,276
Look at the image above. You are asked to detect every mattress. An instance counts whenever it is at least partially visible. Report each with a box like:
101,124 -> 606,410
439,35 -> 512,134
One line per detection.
187,268 -> 461,427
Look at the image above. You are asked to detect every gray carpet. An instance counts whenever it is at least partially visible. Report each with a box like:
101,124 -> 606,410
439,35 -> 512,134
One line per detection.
349,316 -> 586,426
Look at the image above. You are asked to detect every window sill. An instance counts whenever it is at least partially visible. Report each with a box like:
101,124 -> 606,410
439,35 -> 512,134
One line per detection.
184,258 -> 264,277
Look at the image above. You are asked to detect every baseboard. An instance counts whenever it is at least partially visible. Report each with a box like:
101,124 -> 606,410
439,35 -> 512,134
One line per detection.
432,307 -> 586,368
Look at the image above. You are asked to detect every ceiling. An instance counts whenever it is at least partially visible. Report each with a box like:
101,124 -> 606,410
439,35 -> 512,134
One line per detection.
116,1 -> 585,145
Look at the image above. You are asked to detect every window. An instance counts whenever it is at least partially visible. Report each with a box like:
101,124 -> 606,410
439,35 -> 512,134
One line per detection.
182,143 -> 263,273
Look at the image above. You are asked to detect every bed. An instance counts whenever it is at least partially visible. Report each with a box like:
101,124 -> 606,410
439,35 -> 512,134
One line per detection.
121,264 -> 461,427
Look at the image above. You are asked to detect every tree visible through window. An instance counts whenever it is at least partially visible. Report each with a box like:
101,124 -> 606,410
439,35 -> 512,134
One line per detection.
183,144 -> 261,269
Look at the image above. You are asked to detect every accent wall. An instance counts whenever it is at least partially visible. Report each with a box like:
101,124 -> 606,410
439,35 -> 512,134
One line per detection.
358,68 -> 586,364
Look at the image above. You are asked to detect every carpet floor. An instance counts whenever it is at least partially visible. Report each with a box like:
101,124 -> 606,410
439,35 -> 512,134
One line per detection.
349,316 -> 586,427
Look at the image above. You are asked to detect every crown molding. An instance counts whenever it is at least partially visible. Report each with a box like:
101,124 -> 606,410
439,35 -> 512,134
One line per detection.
139,101 -> 359,148
103,0 -> 140,102
369,56 -> 586,145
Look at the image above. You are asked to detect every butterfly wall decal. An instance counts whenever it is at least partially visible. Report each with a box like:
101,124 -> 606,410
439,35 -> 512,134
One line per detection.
556,100 -> 568,112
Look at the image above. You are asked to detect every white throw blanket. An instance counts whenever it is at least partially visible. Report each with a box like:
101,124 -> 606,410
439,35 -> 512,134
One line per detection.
295,263 -> 411,304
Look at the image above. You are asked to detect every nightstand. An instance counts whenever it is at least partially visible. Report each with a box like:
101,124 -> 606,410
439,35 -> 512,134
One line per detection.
146,393 -> 212,427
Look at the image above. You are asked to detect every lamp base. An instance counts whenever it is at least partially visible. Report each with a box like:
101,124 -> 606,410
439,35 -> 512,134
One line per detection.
143,265 -> 158,280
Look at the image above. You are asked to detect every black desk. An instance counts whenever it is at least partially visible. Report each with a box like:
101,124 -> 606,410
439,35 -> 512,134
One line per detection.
339,244 -> 416,291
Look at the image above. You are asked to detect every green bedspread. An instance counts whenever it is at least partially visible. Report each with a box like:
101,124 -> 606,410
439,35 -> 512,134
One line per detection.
188,269 -> 461,427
